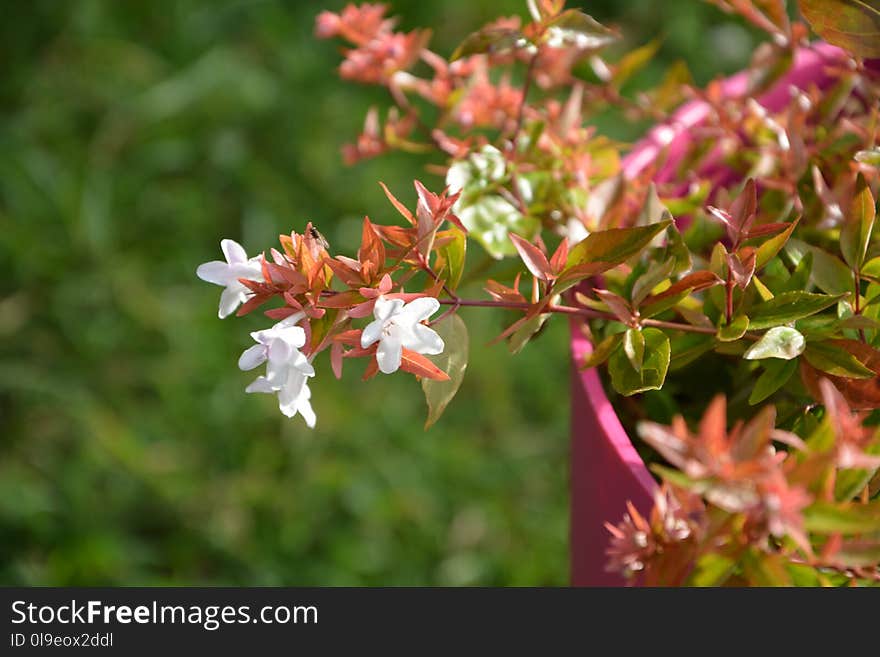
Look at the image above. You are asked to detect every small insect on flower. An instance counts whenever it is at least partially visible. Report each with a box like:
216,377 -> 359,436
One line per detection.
308,225 -> 330,250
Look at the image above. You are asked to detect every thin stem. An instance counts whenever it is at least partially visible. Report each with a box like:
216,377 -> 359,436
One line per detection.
436,297 -> 719,335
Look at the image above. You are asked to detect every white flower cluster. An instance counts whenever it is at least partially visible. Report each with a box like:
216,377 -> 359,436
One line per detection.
197,240 -> 445,428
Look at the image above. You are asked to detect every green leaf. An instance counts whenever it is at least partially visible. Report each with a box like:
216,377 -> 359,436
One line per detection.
744,327 -> 806,360
624,328 -> 645,372
836,438 -> 880,500
665,222 -> 692,275
544,9 -> 619,51
749,358 -> 798,405
748,291 -> 843,330
782,250 -> 812,293
631,258 -> 674,306
786,239 -> 852,295
435,227 -> 467,292
756,217 -> 799,269
608,328 -> 670,396
798,0 -> 880,59
670,334 -> 715,371
581,333 -> 623,369
421,314 -> 469,429
717,315 -> 749,342
803,342 -> 875,378
565,220 -> 671,270
841,172 -> 876,270
508,312 -> 550,354
612,39 -> 662,88
741,550 -> 792,586
856,147 -> 880,166
451,27 -> 526,61
687,553 -> 737,587
803,500 -> 880,534
554,221 -> 670,295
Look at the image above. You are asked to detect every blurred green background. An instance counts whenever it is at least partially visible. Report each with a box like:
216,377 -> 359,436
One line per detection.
0,0 -> 760,585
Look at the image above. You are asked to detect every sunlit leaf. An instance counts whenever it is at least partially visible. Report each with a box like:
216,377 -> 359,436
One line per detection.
748,291 -> 843,330
451,27 -> 526,61
803,341 -> 875,378
544,9 -> 620,51
744,327 -> 806,360
803,500 -> 880,534
581,332 -> 623,369
799,0 -> 880,59
435,227 -> 467,292
608,328 -> 670,395
786,239 -> 852,295
565,220 -> 671,270
841,172 -> 876,270
718,315 -> 750,342
624,328 -> 645,372
422,314 -> 469,428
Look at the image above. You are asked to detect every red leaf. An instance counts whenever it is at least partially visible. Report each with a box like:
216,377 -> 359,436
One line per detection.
325,257 -> 366,287
399,348 -> 450,381
643,270 -> 721,304
379,181 -> 415,225
333,329 -> 363,346
728,247 -> 757,290
730,178 -> 758,237
550,238 -> 569,274
745,222 -> 792,240
509,233 -> 553,281
362,357 -> 380,381
235,294 -> 270,317
485,277 -> 526,303
318,290 -> 364,309
357,216 -> 386,281
331,342 -> 344,379
373,224 -> 417,247
595,289 -> 633,324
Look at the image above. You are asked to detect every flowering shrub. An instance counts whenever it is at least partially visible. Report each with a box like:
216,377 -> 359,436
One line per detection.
198,0 -> 880,585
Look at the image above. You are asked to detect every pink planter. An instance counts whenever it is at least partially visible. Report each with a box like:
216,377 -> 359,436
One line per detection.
569,43 -> 850,586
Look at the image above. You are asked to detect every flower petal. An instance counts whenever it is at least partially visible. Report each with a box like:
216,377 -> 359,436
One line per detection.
376,333 -> 403,374
218,287 -> 244,319
374,296 -> 404,321
266,343 -> 293,384
238,344 -> 267,371
290,351 -> 315,377
230,261 -> 264,282
275,312 -> 306,329
278,370 -> 309,417
361,318 -> 384,348
401,297 -> 440,323
196,261 -> 232,285
278,325 -> 306,349
298,394 -> 317,428
408,324 -> 445,355
245,376 -> 275,394
222,239 -> 248,265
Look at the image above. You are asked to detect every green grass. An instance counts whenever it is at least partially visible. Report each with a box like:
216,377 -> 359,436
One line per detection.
0,0 -> 757,585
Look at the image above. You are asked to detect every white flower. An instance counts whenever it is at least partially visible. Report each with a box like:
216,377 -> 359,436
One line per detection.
361,297 -> 445,374
196,239 -> 264,318
239,314 -> 317,427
